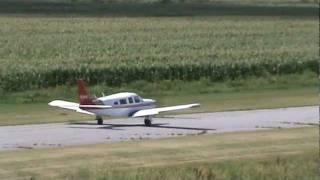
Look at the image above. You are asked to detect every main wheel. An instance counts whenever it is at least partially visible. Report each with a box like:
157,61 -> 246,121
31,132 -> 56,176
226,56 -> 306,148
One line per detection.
96,116 -> 103,125
144,118 -> 152,126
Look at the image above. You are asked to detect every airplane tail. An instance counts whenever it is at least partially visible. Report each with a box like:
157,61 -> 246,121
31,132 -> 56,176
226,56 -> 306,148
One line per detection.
77,79 -> 96,105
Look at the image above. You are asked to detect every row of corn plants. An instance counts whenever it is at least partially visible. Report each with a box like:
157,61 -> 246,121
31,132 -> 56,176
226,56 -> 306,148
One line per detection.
0,59 -> 316,92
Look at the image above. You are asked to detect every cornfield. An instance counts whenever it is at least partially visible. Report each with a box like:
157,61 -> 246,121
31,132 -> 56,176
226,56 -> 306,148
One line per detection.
0,59 -> 317,92
0,15 -> 318,92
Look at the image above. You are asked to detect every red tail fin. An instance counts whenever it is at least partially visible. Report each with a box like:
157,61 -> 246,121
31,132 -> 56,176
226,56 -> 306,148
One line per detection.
77,79 -> 95,105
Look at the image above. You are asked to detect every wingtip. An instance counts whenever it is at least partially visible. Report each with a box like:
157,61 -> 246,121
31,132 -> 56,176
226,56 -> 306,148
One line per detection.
48,101 -> 55,106
192,103 -> 200,107
48,100 -> 61,106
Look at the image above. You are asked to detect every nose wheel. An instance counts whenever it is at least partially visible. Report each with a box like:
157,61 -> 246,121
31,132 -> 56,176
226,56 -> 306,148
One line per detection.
96,116 -> 103,125
144,116 -> 152,126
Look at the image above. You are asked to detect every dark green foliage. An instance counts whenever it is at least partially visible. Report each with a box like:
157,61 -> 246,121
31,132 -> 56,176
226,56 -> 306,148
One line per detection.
0,59 -> 316,92
0,1 -> 317,17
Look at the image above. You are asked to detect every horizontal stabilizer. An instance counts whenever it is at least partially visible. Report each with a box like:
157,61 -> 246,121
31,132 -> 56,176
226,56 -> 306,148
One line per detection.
48,100 -> 94,115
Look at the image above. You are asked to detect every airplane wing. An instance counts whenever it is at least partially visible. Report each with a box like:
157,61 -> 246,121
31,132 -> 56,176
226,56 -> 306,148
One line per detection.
48,100 -> 96,115
131,103 -> 200,118
79,105 -> 112,109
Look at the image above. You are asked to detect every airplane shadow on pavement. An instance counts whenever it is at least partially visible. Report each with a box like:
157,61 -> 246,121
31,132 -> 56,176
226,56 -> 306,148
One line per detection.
69,122 -> 216,131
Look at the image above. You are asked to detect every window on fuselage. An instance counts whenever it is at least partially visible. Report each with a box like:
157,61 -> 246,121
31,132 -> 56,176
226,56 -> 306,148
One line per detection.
114,101 -> 119,105
128,97 -> 134,104
120,99 -> 127,105
134,96 -> 140,103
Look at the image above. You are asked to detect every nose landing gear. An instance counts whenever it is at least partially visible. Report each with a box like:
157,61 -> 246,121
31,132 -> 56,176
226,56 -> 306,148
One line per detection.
144,116 -> 153,126
96,116 -> 103,125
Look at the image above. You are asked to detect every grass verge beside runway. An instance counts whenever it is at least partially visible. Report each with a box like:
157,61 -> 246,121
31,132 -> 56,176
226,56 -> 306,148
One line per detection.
0,73 -> 317,126
0,127 -> 317,179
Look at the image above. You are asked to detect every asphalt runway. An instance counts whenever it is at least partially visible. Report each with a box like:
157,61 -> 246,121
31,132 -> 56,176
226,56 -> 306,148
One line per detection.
0,106 -> 317,151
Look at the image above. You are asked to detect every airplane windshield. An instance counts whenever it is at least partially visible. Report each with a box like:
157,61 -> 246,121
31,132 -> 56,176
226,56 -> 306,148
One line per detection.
134,96 -> 140,103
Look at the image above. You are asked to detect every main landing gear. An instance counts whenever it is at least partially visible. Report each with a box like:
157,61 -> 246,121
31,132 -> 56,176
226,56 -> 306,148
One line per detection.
96,116 -> 103,125
144,116 -> 152,126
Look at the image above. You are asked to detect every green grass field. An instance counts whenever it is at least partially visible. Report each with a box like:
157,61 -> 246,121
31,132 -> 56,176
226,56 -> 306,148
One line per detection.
0,127 -> 317,179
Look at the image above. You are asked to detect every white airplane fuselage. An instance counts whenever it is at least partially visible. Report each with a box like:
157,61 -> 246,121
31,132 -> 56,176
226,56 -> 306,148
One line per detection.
81,92 -> 156,117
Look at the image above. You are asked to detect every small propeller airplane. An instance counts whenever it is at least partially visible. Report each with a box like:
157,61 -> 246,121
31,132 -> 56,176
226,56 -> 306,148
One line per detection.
49,80 -> 200,126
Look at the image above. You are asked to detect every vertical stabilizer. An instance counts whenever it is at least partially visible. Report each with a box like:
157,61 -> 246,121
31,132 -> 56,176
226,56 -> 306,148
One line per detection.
77,79 -> 95,105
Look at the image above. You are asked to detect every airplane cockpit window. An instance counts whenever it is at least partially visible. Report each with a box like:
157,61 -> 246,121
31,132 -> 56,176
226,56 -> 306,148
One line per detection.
128,97 -> 134,104
114,101 -> 119,105
134,96 -> 140,103
120,99 -> 127,105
